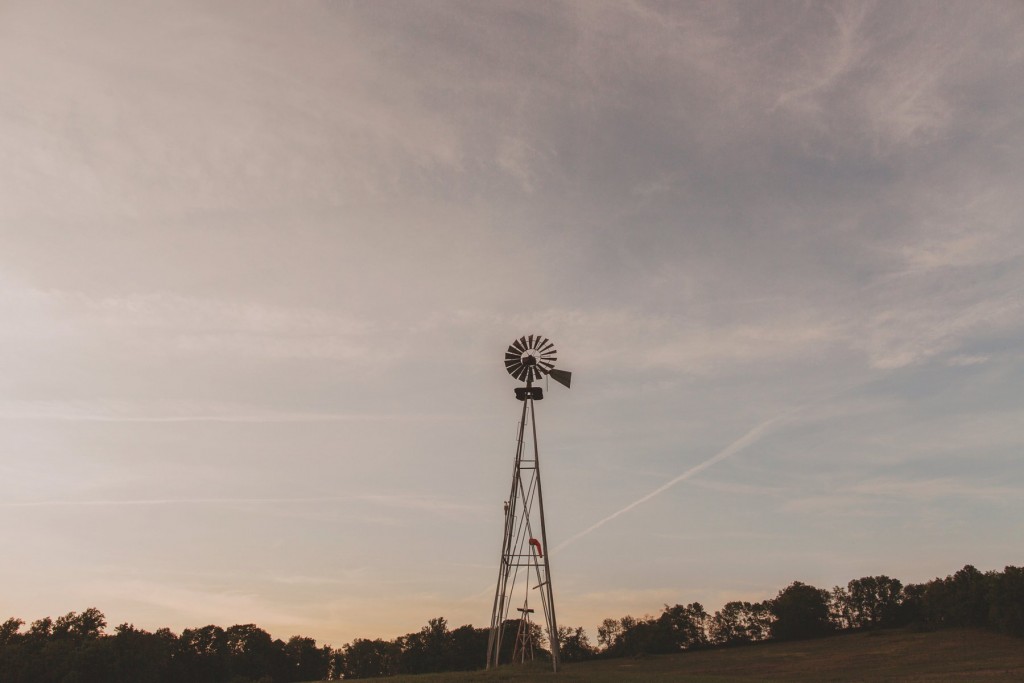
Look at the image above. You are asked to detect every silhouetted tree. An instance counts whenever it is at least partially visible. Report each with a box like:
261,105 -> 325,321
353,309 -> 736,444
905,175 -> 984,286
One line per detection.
710,601 -> 773,645
921,565 -> 992,628
282,635 -> 332,681
596,605 -> 709,657
0,619 -> 23,647
596,617 -> 622,651
653,603 -> 709,652
398,617 -> 452,674
556,626 -> 595,662
770,582 -> 833,641
828,586 -> 851,630
224,624 -> 280,681
611,614 -> 657,656
845,576 -> 903,628
341,638 -> 400,679
109,623 -> 173,683
177,625 -> 229,683
448,624 -> 488,671
53,608 -> 107,641
987,566 -> 1024,637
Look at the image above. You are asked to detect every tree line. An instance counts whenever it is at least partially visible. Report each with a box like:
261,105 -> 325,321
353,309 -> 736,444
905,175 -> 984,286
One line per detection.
1,564 -> 1020,681
593,564 -> 1024,657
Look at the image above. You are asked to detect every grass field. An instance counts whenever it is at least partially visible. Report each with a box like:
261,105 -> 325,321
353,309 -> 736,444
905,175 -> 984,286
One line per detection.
352,628 -> 1024,682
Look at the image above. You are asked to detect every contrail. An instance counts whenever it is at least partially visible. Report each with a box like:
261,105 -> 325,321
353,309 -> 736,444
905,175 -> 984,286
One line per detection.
552,412 -> 791,553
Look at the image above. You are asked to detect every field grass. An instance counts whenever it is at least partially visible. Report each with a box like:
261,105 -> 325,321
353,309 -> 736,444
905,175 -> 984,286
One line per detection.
347,628 -> 1024,682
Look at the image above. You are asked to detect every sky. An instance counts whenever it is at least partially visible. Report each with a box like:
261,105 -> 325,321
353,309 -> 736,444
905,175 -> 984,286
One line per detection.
1,0 -> 1023,648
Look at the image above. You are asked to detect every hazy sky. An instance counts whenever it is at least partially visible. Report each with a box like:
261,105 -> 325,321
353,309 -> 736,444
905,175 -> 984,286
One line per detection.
2,1 -> 1023,647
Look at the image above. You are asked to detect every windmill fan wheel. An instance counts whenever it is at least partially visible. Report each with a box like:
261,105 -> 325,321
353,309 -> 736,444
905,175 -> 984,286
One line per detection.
504,335 -> 557,383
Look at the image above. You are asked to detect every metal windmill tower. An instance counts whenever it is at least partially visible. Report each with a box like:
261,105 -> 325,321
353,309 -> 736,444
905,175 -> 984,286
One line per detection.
486,334 -> 572,672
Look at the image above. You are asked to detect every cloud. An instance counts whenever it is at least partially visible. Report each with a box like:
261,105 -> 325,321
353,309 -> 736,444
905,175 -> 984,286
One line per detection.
0,287 -> 382,361
0,493 -> 485,515
850,477 -> 1023,503
87,577 -> 307,633
0,400 -> 447,423
857,286 -> 1024,369
1,0 -> 1023,647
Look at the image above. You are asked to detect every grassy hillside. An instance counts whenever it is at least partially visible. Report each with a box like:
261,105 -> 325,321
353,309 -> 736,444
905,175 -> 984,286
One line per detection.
353,628 -> 1024,682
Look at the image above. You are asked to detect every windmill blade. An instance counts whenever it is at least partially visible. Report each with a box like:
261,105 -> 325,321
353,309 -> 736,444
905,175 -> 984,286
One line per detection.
504,334 -> 569,386
548,368 -> 572,388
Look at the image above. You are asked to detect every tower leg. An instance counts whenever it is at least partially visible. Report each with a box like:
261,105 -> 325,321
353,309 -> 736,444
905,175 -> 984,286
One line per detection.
530,396 -> 559,671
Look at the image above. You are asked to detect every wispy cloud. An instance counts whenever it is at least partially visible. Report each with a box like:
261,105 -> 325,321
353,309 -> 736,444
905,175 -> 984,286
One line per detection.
0,287 -> 386,362
1,0 -> 1022,647
0,494 -> 485,514
850,477 -> 1024,503
87,577 -> 307,633
0,402 -> 467,423
782,477 -> 1023,516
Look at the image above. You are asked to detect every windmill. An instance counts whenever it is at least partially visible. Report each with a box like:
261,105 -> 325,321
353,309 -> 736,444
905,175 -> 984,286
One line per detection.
486,335 -> 572,672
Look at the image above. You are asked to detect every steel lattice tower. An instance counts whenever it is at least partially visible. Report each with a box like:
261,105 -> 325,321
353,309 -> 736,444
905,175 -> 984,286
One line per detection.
486,335 -> 571,672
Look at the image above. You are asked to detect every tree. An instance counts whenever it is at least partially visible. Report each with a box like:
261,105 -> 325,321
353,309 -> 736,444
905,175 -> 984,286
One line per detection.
596,618 -> 622,651
770,582 -> 833,641
612,615 -> 657,656
556,626 -> 594,662
598,614 -> 661,656
448,624 -> 488,672
987,566 -> 1024,636
828,586 -> 852,631
398,617 -> 452,674
109,623 -> 173,683
652,603 -> 709,652
846,576 -> 903,628
710,601 -> 774,645
341,638 -> 400,679
922,564 -> 991,628
52,608 -> 107,641
27,617 -> 53,639
0,619 -> 23,647
283,635 -> 332,681
224,623 -> 280,681
177,625 -> 229,683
